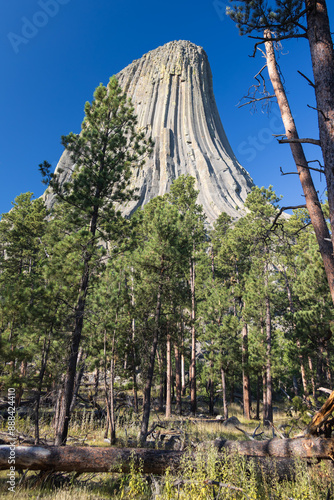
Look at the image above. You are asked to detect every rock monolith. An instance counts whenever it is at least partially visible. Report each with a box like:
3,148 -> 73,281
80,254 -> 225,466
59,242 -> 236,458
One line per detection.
47,40 -> 254,222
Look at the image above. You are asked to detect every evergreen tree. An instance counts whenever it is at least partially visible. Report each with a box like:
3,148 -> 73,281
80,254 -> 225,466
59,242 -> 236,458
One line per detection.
227,0 -> 334,304
166,175 -> 207,415
41,76 -> 151,445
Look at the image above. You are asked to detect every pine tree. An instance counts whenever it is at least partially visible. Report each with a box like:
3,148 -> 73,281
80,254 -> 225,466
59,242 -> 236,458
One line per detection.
166,175 -> 207,415
0,194 -> 48,401
132,196 -> 187,444
41,76 -> 151,445
227,1 -> 334,304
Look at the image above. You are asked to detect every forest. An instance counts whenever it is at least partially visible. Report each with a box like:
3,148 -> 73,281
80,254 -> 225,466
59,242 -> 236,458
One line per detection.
1,169 -> 333,442
1,0 -> 334,492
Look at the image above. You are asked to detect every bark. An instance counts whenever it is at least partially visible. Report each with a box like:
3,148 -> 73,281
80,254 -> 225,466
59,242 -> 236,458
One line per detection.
256,374 -> 261,420
92,367 -> 100,408
174,344 -> 182,415
69,348 -> 85,414
221,368 -> 228,419
166,330 -> 172,418
181,351 -> 186,396
265,286 -> 273,424
139,270 -> 163,445
208,369 -> 215,416
297,339 -> 309,397
2,438 -> 334,474
308,356 -> 317,400
130,266 -> 139,413
305,0 -> 334,249
109,336 -> 116,444
54,258 -> 91,446
189,256 -> 196,415
265,29 -> 334,305
157,348 -> 165,413
103,331 -> 112,441
241,322 -> 251,419
262,370 -> 267,424
35,336 -> 51,445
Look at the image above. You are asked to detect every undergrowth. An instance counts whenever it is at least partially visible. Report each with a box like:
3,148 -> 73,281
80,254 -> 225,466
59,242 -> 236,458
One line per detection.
0,403 -> 331,498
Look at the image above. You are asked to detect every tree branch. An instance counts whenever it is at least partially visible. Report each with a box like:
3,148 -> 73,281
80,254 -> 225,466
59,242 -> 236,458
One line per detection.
307,104 -> 330,121
238,95 -> 276,108
280,167 -> 299,175
271,205 -> 307,229
250,33 -> 307,57
278,138 -> 321,146
297,70 -> 315,88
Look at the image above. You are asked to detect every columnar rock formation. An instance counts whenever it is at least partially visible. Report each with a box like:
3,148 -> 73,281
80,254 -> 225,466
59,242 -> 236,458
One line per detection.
48,40 -> 254,223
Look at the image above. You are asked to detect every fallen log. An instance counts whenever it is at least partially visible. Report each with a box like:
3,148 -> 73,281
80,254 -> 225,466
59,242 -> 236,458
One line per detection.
1,436 -> 334,475
307,390 -> 334,435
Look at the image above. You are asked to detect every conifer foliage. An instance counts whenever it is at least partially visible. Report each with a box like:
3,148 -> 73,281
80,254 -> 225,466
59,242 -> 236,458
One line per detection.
40,76 -> 152,445
1,76 -> 334,447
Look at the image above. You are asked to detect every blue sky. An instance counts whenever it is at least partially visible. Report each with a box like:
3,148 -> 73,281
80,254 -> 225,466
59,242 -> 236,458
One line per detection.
1,0 -> 333,216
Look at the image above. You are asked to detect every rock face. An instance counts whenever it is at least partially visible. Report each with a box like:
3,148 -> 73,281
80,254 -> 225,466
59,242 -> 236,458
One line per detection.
48,41 -> 254,223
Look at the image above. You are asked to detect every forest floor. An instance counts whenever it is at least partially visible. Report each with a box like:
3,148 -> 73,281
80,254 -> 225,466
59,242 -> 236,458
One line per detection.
0,399 -> 333,499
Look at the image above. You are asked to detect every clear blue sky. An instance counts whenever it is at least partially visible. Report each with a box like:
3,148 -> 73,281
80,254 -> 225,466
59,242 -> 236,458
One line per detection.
1,0 -> 333,216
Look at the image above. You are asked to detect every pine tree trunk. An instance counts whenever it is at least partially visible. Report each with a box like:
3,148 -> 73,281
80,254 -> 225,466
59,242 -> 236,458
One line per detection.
157,348 -> 165,413
264,30 -> 334,305
139,276 -> 163,445
241,322 -> 251,419
262,370 -> 267,425
265,272 -> 273,424
103,331 -> 111,441
92,367 -> 100,407
256,374 -> 261,420
297,339 -> 309,397
190,257 -> 196,415
130,267 -> 139,413
221,368 -> 228,419
69,348 -> 85,414
166,331 -> 172,418
35,336 -> 51,445
109,341 -> 116,445
308,356 -> 317,401
305,0 -> 334,250
181,331 -> 186,396
54,259 -> 91,446
174,344 -> 182,415
208,374 -> 215,416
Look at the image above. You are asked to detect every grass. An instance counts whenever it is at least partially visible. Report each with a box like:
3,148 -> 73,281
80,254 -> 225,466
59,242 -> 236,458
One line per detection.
0,400 -> 331,499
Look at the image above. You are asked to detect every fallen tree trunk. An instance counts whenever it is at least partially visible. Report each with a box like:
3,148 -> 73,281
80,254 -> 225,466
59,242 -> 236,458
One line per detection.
1,437 -> 334,475
307,390 -> 334,435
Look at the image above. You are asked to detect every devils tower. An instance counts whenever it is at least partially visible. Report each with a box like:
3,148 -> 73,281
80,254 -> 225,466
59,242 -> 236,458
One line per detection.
49,41 -> 253,222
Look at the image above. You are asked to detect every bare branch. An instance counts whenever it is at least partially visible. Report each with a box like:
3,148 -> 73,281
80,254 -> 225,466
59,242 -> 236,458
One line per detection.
235,426 -> 255,441
307,104 -> 330,121
280,167 -> 299,175
297,70 -> 315,88
278,138 -> 321,146
238,95 -> 276,108
237,63 -> 274,111
250,33 -> 307,57
319,387 -> 332,395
